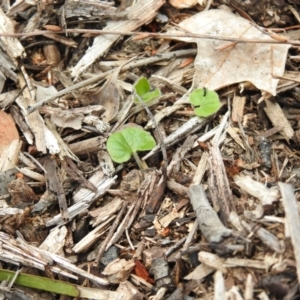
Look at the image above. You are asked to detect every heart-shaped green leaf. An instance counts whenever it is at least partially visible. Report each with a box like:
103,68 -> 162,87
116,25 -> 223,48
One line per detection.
190,88 -> 221,117
133,77 -> 161,104
107,127 -> 156,163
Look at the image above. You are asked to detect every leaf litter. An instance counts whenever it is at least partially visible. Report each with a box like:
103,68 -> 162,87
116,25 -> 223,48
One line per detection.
0,0 -> 300,299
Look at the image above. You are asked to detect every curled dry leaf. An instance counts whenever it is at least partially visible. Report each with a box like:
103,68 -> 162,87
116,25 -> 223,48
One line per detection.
92,70 -> 121,122
7,176 -> 39,208
167,9 -> 290,95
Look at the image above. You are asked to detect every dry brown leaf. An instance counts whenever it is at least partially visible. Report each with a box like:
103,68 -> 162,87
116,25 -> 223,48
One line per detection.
168,9 -> 290,95
92,71 -> 121,122
0,110 -> 19,155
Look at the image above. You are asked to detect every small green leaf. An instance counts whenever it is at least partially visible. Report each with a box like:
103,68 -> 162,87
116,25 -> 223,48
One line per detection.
134,77 -> 151,96
190,88 -> 221,117
133,77 -> 161,104
107,127 -> 156,164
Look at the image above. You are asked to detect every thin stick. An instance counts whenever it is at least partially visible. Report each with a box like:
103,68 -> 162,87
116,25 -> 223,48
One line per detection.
27,49 -> 197,113
0,29 -> 297,45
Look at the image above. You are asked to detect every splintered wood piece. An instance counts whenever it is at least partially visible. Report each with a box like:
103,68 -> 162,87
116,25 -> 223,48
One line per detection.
68,136 -> 106,156
10,105 -> 33,145
63,0 -> 116,18
47,175 -> 117,227
16,73 -> 47,153
234,175 -> 280,206
105,199 -> 141,250
71,0 -> 165,77
72,215 -> 115,253
264,98 -> 294,140
214,271 -> 226,300
167,180 -> 188,197
16,167 -> 45,182
167,134 -> 197,176
89,197 -> 123,227
244,274 -> 254,300
21,238 -> 110,285
208,141 -> 237,225
144,116 -> 207,159
102,258 -> 135,284
231,95 -> 246,122
145,170 -> 167,214
94,202 -> 126,266
188,185 -> 232,243
279,182 -> 300,285
143,247 -> 165,269
62,156 -> 97,192
224,258 -> 266,269
43,157 -> 69,221
198,252 -> 227,274
0,7 -> 25,62
192,151 -> 209,185
45,118 -> 78,160
241,220 -> 284,253
184,263 -> 214,280
39,226 -> 68,254
116,281 -> 143,300
0,90 -> 20,110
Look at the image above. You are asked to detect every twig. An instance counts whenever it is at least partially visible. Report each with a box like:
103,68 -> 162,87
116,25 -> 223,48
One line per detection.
27,49 -> 197,113
0,29 -> 297,45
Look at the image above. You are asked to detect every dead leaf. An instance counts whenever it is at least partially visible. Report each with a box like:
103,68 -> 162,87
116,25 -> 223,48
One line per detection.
134,259 -> 154,284
168,9 -> 291,95
51,111 -> 83,130
0,110 -> 19,156
92,71 -> 120,122
7,175 -> 38,208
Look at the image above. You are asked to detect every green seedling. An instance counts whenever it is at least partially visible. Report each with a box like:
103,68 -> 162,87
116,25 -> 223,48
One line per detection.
190,88 -> 221,117
133,77 -> 161,104
107,126 -> 156,169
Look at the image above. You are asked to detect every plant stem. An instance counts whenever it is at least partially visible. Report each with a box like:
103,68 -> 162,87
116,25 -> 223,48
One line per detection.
132,151 -> 148,170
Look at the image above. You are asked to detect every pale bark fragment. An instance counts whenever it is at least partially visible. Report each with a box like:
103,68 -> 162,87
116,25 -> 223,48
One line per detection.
188,185 -> 232,243
214,270 -> 226,300
224,258 -> 266,269
208,141 -> 237,225
198,252 -> 227,274
144,116 -> 208,159
184,263 -> 214,280
279,182 -> 300,285
72,216 -> 115,253
231,95 -> 246,122
264,98 -> 294,140
234,175 -> 280,206
244,274 -> 254,300
242,220 -> 284,253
